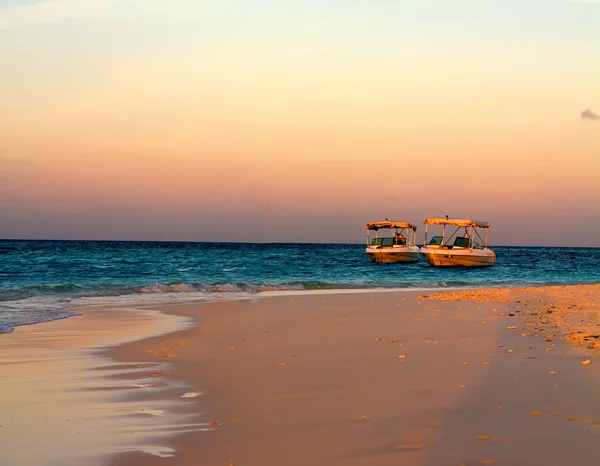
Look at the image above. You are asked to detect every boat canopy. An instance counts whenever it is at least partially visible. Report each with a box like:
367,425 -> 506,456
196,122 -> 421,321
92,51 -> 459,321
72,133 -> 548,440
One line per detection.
424,218 -> 490,228
366,221 -> 417,231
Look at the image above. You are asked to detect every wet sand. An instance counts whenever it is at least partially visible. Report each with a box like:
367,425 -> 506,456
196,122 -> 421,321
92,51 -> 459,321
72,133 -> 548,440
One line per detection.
103,286 -> 600,466
0,304 -> 197,466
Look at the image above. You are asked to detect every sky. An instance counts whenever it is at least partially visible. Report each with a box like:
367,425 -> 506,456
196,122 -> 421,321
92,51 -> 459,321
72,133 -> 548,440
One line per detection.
0,0 -> 599,246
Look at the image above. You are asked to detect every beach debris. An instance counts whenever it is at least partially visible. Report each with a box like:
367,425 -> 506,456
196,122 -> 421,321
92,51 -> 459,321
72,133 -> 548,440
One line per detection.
360,415 -> 368,420
398,355 -> 406,359
181,392 -> 202,398
163,353 -> 176,358
418,285 -> 600,351
459,384 -> 466,388
549,371 -> 557,375
508,349 -> 514,353
277,363 -> 286,367
462,361 -> 469,365
210,421 -> 221,426
227,347 -> 235,350
138,447 -> 175,458
582,360 -> 591,365
375,337 -> 381,341
480,460 -> 496,465
482,321 -> 488,325
530,411 -> 541,416
482,361 -> 491,365
507,326 -> 517,330
475,435 -> 491,441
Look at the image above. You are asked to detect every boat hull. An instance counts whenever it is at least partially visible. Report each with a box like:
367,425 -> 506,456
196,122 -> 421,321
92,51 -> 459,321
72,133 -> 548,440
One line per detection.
420,247 -> 496,267
366,246 -> 421,263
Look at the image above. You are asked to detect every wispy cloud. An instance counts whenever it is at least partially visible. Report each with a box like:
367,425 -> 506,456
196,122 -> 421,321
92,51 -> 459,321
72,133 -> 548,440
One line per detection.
581,108 -> 600,121
0,0 -> 225,31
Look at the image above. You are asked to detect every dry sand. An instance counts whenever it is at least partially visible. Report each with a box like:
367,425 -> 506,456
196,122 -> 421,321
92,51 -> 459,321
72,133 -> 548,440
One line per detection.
102,286 -> 600,466
420,284 -> 600,349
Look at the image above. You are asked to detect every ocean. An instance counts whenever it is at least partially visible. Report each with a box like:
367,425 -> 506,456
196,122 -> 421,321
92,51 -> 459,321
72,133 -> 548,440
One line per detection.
1,240 -> 599,333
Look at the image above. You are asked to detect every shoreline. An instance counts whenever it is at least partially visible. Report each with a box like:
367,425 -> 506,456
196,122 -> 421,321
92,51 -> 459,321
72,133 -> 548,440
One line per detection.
4,280 -> 600,335
2,284 -> 600,466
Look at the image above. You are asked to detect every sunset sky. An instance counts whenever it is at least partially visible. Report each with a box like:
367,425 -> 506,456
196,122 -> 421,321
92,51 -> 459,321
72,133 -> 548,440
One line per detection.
1,0 -> 598,245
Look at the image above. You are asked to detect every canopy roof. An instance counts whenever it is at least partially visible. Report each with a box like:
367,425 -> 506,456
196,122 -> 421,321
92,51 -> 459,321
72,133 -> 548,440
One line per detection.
366,221 -> 417,231
424,218 -> 490,228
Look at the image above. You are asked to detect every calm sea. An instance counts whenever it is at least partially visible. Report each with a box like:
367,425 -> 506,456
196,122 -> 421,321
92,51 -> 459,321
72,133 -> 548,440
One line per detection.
1,240 -> 599,333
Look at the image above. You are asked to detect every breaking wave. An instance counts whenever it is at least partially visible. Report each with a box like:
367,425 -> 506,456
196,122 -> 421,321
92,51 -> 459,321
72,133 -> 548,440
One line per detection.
139,283 -> 306,293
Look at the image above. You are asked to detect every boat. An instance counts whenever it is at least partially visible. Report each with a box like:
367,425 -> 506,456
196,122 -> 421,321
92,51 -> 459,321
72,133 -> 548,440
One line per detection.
420,217 -> 496,267
365,221 -> 420,263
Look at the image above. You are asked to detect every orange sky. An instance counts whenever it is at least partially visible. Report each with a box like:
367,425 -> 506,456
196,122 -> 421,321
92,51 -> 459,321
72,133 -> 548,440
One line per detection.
1,0 -> 599,245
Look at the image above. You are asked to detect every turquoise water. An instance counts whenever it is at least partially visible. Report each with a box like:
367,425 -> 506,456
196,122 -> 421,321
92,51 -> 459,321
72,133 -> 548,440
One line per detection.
1,240 -> 599,333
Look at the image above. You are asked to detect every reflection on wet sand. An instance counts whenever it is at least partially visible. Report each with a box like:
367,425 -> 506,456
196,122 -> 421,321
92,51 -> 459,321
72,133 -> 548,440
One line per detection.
0,306 -> 208,466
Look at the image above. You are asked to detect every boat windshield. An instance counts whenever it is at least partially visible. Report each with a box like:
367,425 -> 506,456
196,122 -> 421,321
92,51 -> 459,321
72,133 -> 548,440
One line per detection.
428,236 -> 443,245
452,237 -> 484,249
370,237 -> 406,247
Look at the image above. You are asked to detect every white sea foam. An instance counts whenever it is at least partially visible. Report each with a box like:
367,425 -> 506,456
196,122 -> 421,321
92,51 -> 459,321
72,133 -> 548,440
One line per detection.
139,282 -> 305,294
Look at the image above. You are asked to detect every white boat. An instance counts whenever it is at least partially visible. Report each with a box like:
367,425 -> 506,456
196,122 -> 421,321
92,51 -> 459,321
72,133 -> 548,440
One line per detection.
420,217 -> 496,267
365,221 -> 421,263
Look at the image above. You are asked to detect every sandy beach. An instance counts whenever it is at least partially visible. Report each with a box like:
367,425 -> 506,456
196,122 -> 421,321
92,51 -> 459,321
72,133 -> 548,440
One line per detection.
104,285 -> 600,466
2,285 -> 600,466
